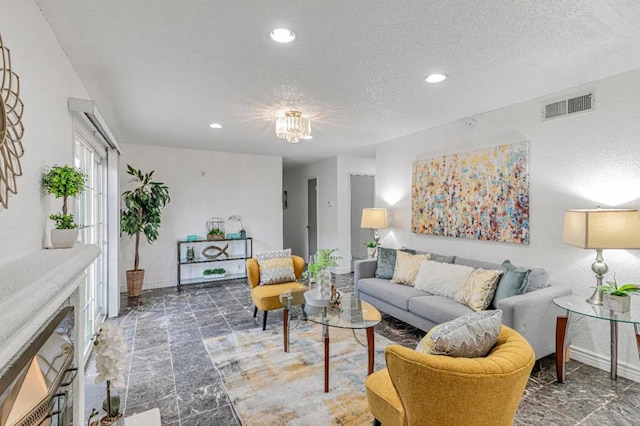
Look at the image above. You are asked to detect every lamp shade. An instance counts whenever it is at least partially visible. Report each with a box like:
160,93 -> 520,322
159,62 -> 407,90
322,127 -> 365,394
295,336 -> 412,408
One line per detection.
562,209 -> 640,249
361,208 -> 388,229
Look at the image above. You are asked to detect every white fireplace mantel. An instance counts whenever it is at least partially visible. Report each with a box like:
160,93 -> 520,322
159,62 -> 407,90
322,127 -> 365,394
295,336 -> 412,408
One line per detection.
0,244 -> 100,378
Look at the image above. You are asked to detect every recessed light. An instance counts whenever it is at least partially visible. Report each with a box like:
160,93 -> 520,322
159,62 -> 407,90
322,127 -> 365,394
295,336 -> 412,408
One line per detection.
270,28 -> 296,43
209,123 -> 222,129
425,73 -> 447,83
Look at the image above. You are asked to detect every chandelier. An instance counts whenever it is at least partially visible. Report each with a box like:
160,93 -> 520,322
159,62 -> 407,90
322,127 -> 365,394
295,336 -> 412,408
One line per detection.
275,111 -> 311,143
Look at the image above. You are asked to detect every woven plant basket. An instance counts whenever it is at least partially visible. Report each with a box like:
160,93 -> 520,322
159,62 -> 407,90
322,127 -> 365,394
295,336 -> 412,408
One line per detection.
126,269 -> 145,297
207,234 -> 225,241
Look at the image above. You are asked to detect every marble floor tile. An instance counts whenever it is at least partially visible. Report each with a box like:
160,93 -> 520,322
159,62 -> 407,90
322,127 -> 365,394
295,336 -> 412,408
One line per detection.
83,273 -> 640,426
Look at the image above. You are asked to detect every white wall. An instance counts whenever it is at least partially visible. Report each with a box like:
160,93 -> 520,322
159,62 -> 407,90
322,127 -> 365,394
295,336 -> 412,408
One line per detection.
119,143 -> 283,290
283,156 -> 375,272
283,157 -> 338,261
376,68 -> 640,379
0,0 -> 92,262
336,156 -> 376,272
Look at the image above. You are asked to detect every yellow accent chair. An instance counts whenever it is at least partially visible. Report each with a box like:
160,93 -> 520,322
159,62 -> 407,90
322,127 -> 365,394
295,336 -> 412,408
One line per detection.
365,325 -> 535,426
246,255 -> 307,330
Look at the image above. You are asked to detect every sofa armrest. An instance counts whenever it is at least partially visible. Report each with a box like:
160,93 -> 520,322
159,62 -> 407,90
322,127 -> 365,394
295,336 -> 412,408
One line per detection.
498,285 -> 572,359
354,259 -> 377,297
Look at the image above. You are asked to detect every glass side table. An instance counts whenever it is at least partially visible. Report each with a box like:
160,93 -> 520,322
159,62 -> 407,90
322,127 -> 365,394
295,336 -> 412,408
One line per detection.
279,288 -> 308,353
553,295 -> 640,383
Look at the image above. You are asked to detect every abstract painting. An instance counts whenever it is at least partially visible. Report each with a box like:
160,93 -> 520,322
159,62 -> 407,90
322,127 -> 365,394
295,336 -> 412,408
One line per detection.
411,141 -> 529,244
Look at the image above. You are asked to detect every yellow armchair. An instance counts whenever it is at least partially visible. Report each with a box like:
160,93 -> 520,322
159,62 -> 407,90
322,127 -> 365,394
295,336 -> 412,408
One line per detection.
246,255 -> 307,330
366,325 -> 535,426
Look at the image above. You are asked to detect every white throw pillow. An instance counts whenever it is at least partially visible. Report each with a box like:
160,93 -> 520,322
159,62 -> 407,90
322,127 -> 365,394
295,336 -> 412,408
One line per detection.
414,260 -> 474,303
391,251 -> 431,286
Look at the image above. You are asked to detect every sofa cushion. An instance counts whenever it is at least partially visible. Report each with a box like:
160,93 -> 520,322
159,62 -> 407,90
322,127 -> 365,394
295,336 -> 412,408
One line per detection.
491,260 -> 530,308
453,256 -> 502,270
408,295 -> 474,324
358,278 -> 429,310
463,268 -> 503,311
401,247 -> 455,264
417,310 -> 502,358
256,249 -> 296,285
392,251 -> 430,286
375,247 -> 397,279
414,260 -> 474,303
454,256 -> 549,293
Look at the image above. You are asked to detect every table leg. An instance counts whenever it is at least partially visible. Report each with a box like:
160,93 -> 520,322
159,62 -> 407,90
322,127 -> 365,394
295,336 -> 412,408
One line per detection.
323,323 -> 329,393
556,313 -> 571,383
635,324 -> 640,366
611,320 -> 618,380
367,327 -> 375,375
283,307 -> 289,353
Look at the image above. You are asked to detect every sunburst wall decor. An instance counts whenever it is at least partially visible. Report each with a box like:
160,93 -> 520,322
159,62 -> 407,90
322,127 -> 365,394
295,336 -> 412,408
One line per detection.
0,33 -> 25,209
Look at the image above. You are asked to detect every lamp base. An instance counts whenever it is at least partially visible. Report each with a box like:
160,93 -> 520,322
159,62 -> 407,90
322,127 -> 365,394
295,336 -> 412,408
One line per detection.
586,288 -> 604,305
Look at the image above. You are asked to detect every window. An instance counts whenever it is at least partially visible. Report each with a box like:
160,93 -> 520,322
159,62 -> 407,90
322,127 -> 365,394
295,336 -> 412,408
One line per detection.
74,129 -> 108,356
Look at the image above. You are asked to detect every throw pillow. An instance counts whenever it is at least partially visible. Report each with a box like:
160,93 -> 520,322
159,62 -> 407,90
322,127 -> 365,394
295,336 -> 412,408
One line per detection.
391,251 -> 430,286
256,249 -> 296,285
491,260 -> 531,309
414,260 -> 474,303
417,310 -> 502,358
375,247 -> 396,279
462,268 -> 503,311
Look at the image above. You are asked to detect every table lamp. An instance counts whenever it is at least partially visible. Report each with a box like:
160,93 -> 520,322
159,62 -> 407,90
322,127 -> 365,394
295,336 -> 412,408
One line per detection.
562,208 -> 640,305
361,208 -> 388,256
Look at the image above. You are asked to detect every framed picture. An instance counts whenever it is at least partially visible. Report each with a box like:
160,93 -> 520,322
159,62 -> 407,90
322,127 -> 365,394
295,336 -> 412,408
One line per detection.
411,141 -> 529,244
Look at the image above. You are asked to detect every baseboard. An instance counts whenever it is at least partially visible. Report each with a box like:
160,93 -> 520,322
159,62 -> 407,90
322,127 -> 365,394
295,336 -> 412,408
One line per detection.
570,345 -> 640,382
119,280 -> 175,293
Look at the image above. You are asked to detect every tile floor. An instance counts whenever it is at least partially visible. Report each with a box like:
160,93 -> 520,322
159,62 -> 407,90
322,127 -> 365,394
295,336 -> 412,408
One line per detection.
84,274 -> 640,425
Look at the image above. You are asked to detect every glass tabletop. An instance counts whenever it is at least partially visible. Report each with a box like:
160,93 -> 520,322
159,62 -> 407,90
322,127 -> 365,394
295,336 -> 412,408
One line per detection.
553,295 -> 640,324
279,287 -> 308,308
303,293 -> 382,330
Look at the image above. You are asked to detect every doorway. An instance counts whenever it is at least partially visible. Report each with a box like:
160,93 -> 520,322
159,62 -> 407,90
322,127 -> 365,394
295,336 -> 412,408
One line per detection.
307,178 -> 318,261
350,174 -> 374,269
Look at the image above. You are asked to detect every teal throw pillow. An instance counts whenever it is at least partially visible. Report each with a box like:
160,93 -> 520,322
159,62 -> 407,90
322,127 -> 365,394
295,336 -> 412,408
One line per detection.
375,247 -> 396,279
491,260 -> 531,309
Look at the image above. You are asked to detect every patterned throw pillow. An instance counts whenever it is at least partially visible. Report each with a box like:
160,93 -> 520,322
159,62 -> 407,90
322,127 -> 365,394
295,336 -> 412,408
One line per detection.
256,249 -> 296,285
462,268 -> 503,311
375,247 -> 397,279
417,310 -> 502,358
414,260 -> 474,303
391,251 -> 430,286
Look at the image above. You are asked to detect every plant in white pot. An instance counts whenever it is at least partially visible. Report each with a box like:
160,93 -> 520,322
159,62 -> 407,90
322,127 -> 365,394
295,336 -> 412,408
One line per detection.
41,165 -> 86,248
597,277 -> 640,313
120,165 -> 170,297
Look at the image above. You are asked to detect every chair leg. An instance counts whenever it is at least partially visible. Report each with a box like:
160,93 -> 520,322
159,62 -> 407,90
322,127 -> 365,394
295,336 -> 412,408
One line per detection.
373,419 -> 381,426
262,310 -> 268,330
253,306 -> 258,318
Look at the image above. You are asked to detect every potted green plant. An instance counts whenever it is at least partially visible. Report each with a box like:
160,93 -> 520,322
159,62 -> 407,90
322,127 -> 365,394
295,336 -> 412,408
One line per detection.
598,277 -> 640,312
41,165 -> 86,248
207,227 -> 225,240
304,248 -> 342,301
203,267 -> 226,279
120,165 -> 170,297
364,240 -> 377,258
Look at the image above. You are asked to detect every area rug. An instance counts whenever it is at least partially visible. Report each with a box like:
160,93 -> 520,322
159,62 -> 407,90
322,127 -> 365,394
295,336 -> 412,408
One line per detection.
204,323 -> 394,425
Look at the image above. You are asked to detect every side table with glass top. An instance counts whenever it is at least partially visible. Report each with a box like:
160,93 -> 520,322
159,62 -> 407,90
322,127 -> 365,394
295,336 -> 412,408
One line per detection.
279,290 -> 382,393
554,295 -> 640,383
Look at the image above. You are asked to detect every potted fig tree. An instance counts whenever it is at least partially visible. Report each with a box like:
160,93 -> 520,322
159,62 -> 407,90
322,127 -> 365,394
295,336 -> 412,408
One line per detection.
41,165 -> 86,248
120,165 -> 170,297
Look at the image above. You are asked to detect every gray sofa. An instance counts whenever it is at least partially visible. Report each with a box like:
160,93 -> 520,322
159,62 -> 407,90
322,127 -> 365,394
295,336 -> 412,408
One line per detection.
354,254 -> 571,360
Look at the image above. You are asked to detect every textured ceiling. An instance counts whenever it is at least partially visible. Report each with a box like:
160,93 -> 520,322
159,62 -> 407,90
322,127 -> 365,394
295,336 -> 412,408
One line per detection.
35,0 -> 640,168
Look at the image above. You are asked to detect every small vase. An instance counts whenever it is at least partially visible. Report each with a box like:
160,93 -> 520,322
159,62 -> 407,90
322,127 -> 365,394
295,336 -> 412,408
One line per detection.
367,247 -> 376,259
603,294 -> 630,313
240,229 -> 246,239
317,269 -> 332,300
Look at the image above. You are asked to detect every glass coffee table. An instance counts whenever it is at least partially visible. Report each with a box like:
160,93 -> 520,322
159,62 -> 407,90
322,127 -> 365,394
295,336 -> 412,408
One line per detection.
554,295 -> 640,383
279,290 -> 382,393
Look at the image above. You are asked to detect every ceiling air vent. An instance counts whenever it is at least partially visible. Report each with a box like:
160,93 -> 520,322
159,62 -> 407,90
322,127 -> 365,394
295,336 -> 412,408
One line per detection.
542,91 -> 594,121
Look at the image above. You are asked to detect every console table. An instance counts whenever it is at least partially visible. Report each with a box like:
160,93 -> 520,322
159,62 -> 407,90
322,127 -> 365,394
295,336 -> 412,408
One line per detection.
554,295 -> 640,383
